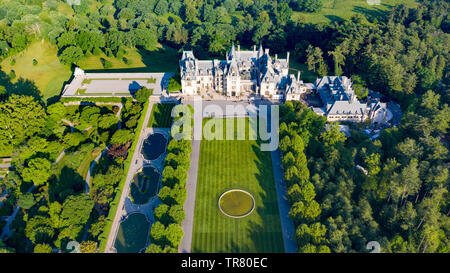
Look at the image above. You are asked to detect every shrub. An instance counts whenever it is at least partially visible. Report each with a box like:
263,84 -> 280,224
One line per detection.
9,70 -> 16,80
167,76 -> 181,92
135,87 -> 153,103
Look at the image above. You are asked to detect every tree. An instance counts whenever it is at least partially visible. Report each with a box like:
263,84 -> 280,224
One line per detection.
57,32 -> 76,49
329,47 -> 346,76
168,205 -> 186,224
59,46 -> 84,65
34,244 -> 53,253
296,0 -> 323,13
306,46 -> 324,72
0,95 -> 47,147
98,114 -> 117,129
150,221 -> 167,246
167,77 -> 181,93
22,158 -> 52,186
165,223 -> 184,247
60,194 -> 94,227
80,241 -> 97,253
289,200 -> 321,224
252,11 -> 272,43
18,192 -> 35,209
145,244 -> 177,253
154,204 -> 170,225
135,87 -> 153,103
110,130 -> 133,145
63,132 -> 87,147
25,216 -> 55,244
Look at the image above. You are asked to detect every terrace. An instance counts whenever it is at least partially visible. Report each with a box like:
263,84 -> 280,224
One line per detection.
61,69 -> 173,97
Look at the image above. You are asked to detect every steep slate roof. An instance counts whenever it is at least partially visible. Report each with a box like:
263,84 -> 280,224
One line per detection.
327,100 -> 366,115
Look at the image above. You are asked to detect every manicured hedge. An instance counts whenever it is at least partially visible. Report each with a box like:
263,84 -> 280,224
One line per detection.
98,100 -> 150,252
60,97 -> 129,103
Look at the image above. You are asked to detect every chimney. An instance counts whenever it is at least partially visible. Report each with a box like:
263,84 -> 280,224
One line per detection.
287,52 -> 290,63
253,45 -> 256,52
238,44 -> 240,52
297,71 -> 301,81
275,54 -> 278,61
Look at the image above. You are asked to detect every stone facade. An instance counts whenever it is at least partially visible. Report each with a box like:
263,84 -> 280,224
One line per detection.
313,76 -> 369,122
180,44 -> 306,99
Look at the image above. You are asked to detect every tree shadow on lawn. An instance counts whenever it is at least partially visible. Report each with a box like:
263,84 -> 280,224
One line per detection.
150,103 -> 176,128
83,46 -> 181,74
324,15 -> 346,24
0,68 -> 43,103
353,5 -> 389,22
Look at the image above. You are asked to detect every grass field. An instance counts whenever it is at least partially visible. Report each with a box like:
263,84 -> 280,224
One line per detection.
192,118 -> 284,253
114,213 -> 151,253
0,41 -> 72,100
292,0 -> 418,24
148,103 -> 176,128
79,44 -> 180,73
0,41 -> 179,101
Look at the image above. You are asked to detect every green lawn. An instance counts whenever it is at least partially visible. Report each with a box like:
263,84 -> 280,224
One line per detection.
148,103 -> 176,128
77,147 -> 102,180
289,61 -> 319,83
78,44 -> 180,73
0,41 -> 72,100
114,213 -> 151,253
292,0 -> 418,25
192,118 -> 284,253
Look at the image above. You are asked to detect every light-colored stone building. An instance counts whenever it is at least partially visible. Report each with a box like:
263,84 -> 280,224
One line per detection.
313,76 -> 368,122
312,76 -> 390,124
180,44 -> 306,99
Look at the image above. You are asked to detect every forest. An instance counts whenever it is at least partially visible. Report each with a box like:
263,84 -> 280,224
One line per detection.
0,0 -> 449,253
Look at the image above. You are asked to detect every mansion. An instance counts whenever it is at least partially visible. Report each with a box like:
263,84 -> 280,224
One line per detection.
179,44 -> 306,99
179,44 -> 390,124
312,76 -> 389,124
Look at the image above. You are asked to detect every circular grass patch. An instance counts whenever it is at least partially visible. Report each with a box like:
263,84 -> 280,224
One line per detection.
218,189 -> 255,218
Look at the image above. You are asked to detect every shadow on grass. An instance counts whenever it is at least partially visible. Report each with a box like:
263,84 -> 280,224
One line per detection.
149,103 -> 176,128
0,68 -> 43,103
83,45 -> 181,74
353,5 -> 389,22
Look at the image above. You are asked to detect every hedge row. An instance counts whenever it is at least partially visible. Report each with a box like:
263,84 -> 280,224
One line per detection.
60,97 -> 131,103
98,100 -> 150,252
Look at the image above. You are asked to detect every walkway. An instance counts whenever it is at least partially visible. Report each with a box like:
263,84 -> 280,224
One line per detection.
178,139 -> 200,253
271,149 -> 297,253
178,99 -> 202,253
104,98 -> 156,252
0,185 -> 34,239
